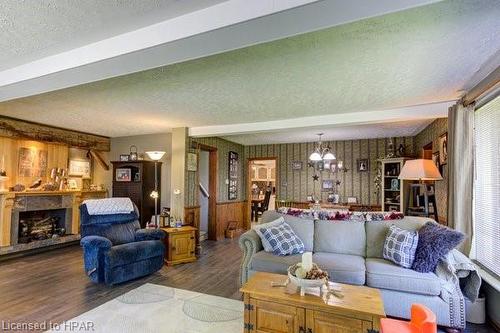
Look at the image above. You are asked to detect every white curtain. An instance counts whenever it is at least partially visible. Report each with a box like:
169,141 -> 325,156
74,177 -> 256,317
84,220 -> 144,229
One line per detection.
447,103 -> 475,254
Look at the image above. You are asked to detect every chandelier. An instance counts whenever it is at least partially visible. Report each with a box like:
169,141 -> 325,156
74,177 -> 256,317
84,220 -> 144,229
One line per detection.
309,133 -> 336,161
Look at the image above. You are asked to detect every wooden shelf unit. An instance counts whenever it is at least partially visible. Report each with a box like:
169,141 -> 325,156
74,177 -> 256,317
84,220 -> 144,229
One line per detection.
379,158 -> 411,212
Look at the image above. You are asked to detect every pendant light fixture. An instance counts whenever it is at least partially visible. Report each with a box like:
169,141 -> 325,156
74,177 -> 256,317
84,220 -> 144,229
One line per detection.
309,133 -> 336,162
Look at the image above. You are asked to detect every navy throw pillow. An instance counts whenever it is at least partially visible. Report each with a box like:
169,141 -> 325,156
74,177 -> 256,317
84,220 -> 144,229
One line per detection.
412,222 -> 464,273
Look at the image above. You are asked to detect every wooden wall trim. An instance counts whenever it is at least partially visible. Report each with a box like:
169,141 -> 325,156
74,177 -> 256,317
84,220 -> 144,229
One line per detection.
216,200 -> 247,205
184,202 -> 248,242
0,116 -> 110,151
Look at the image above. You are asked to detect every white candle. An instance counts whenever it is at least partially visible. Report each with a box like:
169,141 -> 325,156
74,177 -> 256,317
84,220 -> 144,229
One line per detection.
302,252 -> 313,272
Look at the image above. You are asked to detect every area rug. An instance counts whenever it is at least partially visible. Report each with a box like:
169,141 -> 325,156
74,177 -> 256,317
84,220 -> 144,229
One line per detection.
47,283 -> 243,332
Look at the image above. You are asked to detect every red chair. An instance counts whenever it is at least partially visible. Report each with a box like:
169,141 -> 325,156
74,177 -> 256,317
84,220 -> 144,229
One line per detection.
380,304 -> 437,333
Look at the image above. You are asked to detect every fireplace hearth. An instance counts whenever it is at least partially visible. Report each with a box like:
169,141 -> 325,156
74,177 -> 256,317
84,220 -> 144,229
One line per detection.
18,209 -> 67,244
11,194 -> 73,246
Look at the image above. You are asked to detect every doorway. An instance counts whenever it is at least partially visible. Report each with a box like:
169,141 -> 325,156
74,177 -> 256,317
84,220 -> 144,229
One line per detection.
197,143 -> 217,241
247,158 -> 277,224
422,142 -> 433,159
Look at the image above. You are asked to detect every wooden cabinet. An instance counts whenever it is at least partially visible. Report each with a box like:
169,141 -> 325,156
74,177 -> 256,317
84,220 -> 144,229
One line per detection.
161,226 -> 196,266
247,303 -> 374,333
251,299 -> 305,333
111,161 -> 160,228
306,310 -> 373,333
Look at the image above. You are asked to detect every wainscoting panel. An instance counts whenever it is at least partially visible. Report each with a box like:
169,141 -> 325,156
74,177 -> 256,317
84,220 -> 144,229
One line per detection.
215,201 -> 246,240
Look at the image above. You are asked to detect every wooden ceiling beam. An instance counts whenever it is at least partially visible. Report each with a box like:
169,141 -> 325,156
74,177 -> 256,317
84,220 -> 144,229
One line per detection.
0,115 -> 110,151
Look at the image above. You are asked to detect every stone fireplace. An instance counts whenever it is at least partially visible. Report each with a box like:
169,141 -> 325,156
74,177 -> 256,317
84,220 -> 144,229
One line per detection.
10,194 -> 73,246
0,189 -> 106,255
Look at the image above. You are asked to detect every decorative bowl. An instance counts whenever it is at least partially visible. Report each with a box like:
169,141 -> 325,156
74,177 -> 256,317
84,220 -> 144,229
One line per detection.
287,263 -> 326,296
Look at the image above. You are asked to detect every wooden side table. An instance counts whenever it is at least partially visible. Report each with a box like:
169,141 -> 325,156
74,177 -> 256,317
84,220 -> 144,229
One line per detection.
160,226 -> 197,266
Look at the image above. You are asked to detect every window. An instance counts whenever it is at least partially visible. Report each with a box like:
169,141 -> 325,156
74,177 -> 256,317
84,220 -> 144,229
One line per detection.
474,95 -> 500,277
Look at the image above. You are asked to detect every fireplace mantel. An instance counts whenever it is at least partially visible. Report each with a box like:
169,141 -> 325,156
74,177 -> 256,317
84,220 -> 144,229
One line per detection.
0,190 -> 106,253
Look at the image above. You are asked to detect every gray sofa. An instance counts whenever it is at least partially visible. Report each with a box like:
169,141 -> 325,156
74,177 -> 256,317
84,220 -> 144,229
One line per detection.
239,210 -> 477,329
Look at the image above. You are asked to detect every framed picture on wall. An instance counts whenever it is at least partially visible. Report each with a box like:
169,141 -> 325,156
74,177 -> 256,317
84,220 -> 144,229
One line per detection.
187,153 -> 198,172
68,159 -> 91,178
68,179 -> 78,189
291,161 -> 303,170
18,147 -> 47,178
432,152 -> 440,168
116,168 -> 131,182
357,159 -> 369,172
321,179 -> 334,192
228,151 -> 239,200
329,161 -> 337,173
438,132 -> 448,165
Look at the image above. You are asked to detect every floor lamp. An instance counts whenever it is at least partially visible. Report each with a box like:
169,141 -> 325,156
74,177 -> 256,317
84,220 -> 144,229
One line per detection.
146,151 -> 166,228
399,159 -> 442,222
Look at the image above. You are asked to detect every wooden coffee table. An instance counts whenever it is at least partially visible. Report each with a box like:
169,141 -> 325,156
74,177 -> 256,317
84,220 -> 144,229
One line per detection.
240,272 -> 385,333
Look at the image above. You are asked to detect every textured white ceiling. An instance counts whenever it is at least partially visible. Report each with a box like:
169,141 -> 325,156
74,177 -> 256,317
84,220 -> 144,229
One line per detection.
221,119 -> 434,145
0,0 -> 227,71
0,0 -> 498,137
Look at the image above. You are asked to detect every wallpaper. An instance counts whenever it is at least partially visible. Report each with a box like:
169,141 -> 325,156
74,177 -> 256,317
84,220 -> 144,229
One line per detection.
185,137 -> 245,206
414,118 -> 448,222
245,137 -> 415,205
185,125 -> 450,215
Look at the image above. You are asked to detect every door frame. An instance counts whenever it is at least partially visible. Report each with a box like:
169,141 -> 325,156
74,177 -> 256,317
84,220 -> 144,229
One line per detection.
247,157 -> 278,226
196,143 -> 218,241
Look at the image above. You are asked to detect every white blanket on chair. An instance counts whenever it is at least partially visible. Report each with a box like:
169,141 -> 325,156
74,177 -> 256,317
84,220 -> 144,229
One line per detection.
83,198 -> 134,215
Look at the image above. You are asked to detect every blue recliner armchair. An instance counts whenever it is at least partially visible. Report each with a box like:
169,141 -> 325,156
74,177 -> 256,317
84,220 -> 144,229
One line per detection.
80,202 -> 165,285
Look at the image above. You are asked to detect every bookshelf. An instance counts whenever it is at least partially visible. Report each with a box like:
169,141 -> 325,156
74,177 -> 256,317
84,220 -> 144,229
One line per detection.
379,158 -> 411,212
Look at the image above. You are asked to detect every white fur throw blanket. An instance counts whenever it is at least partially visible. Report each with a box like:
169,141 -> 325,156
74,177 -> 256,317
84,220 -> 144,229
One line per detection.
83,198 -> 134,215
436,249 -> 481,329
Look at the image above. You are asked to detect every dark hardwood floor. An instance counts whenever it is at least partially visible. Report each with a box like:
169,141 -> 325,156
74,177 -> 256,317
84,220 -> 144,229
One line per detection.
0,239 -> 497,333
0,239 -> 243,328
